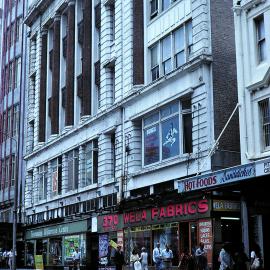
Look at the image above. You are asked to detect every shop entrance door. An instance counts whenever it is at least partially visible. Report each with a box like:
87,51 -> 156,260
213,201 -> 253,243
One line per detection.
179,222 -> 198,255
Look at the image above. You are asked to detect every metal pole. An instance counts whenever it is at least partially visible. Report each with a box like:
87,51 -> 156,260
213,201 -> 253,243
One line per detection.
12,137 -> 18,270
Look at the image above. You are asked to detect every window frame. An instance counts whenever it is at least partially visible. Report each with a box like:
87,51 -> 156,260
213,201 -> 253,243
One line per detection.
38,164 -> 48,201
67,149 -> 79,191
142,99 -> 193,166
259,98 -> 270,151
255,15 -> 266,63
82,140 -> 98,188
150,20 -> 193,81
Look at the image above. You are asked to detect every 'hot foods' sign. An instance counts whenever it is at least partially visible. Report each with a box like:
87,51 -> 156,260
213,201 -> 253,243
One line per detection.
97,199 -> 210,232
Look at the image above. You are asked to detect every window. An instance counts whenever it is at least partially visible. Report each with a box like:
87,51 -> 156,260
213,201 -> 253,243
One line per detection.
143,98 -> 193,166
162,35 -> 172,75
8,62 -> 13,92
12,104 -> 19,137
78,20 -> 84,45
151,44 -> 159,81
103,193 -> 117,208
11,155 -> 16,186
150,0 -> 179,20
150,21 -> 193,81
5,157 -> 10,188
15,17 -> 22,42
255,16 -> 266,63
162,0 -> 170,11
111,133 -> 116,178
67,149 -> 79,191
259,98 -> 270,149
82,140 -> 98,187
51,157 -> 62,197
150,0 -> 158,19
14,57 -> 21,89
38,164 -> 48,201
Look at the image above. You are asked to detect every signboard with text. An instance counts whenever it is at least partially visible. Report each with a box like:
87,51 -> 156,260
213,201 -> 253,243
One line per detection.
26,220 -> 89,240
178,163 -> 255,193
213,200 -> 240,212
198,219 -> 213,268
255,157 -> 270,177
97,199 -> 211,233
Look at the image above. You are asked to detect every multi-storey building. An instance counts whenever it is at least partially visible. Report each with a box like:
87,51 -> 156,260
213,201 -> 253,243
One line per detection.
233,0 -> 270,267
24,0 -> 240,269
0,0 -> 27,262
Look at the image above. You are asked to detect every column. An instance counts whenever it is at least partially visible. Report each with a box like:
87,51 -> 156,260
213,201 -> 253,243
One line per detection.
39,28 -> 48,142
65,1 -> 75,126
81,0 -> 92,116
51,14 -> 61,134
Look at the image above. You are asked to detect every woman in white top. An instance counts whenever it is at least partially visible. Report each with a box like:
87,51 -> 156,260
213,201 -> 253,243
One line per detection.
140,247 -> 148,270
130,248 -> 141,270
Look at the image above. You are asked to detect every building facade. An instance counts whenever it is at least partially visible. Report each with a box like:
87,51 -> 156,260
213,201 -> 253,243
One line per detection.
0,0 -> 27,263
233,0 -> 270,268
23,0 -> 240,269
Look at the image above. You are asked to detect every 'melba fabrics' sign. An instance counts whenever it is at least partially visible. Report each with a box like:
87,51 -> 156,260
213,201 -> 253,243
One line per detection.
97,199 -> 210,233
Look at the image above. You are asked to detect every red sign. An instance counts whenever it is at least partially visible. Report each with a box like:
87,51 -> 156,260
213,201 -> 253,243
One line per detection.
98,199 -> 210,233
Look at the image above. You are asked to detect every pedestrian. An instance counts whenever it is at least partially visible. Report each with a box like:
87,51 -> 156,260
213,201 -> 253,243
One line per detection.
3,249 -> 8,268
7,249 -> 14,270
250,243 -> 262,270
72,247 -> 81,270
153,242 -> 162,270
178,247 -> 192,270
195,242 -> 208,270
218,242 -> 234,270
114,245 -> 125,270
234,243 -> 249,270
161,244 -> 173,270
130,248 -> 141,270
140,247 -> 148,270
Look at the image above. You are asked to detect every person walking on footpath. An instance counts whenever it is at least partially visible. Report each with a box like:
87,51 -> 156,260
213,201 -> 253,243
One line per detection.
195,242 -> 208,270
153,242 -> 162,270
130,248 -> 141,270
114,245 -> 125,270
250,242 -> 263,270
72,247 -> 81,270
7,249 -> 14,270
234,243 -> 249,270
178,247 -> 192,270
140,247 -> 148,270
161,244 -> 173,270
218,242 -> 234,270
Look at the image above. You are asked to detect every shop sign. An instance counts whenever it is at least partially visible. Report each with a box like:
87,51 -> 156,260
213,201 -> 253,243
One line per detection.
26,220 -> 88,239
178,163 -> 255,193
34,255 -> 44,270
198,219 -> 213,268
97,199 -> 211,233
255,157 -> 270,176
213,200 -> 240,212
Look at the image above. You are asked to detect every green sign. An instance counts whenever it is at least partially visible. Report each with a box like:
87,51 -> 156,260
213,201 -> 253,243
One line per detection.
26,220 -> 88,239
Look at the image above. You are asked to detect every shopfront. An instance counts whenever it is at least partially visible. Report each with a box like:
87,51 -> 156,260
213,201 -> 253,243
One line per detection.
25,219 -> 90,269
97,197 -> 213,269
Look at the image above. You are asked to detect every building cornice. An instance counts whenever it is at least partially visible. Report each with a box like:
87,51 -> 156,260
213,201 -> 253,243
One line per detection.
25,0 -> 53,26
237,0 -> 266,12
247,65 -> 270,92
